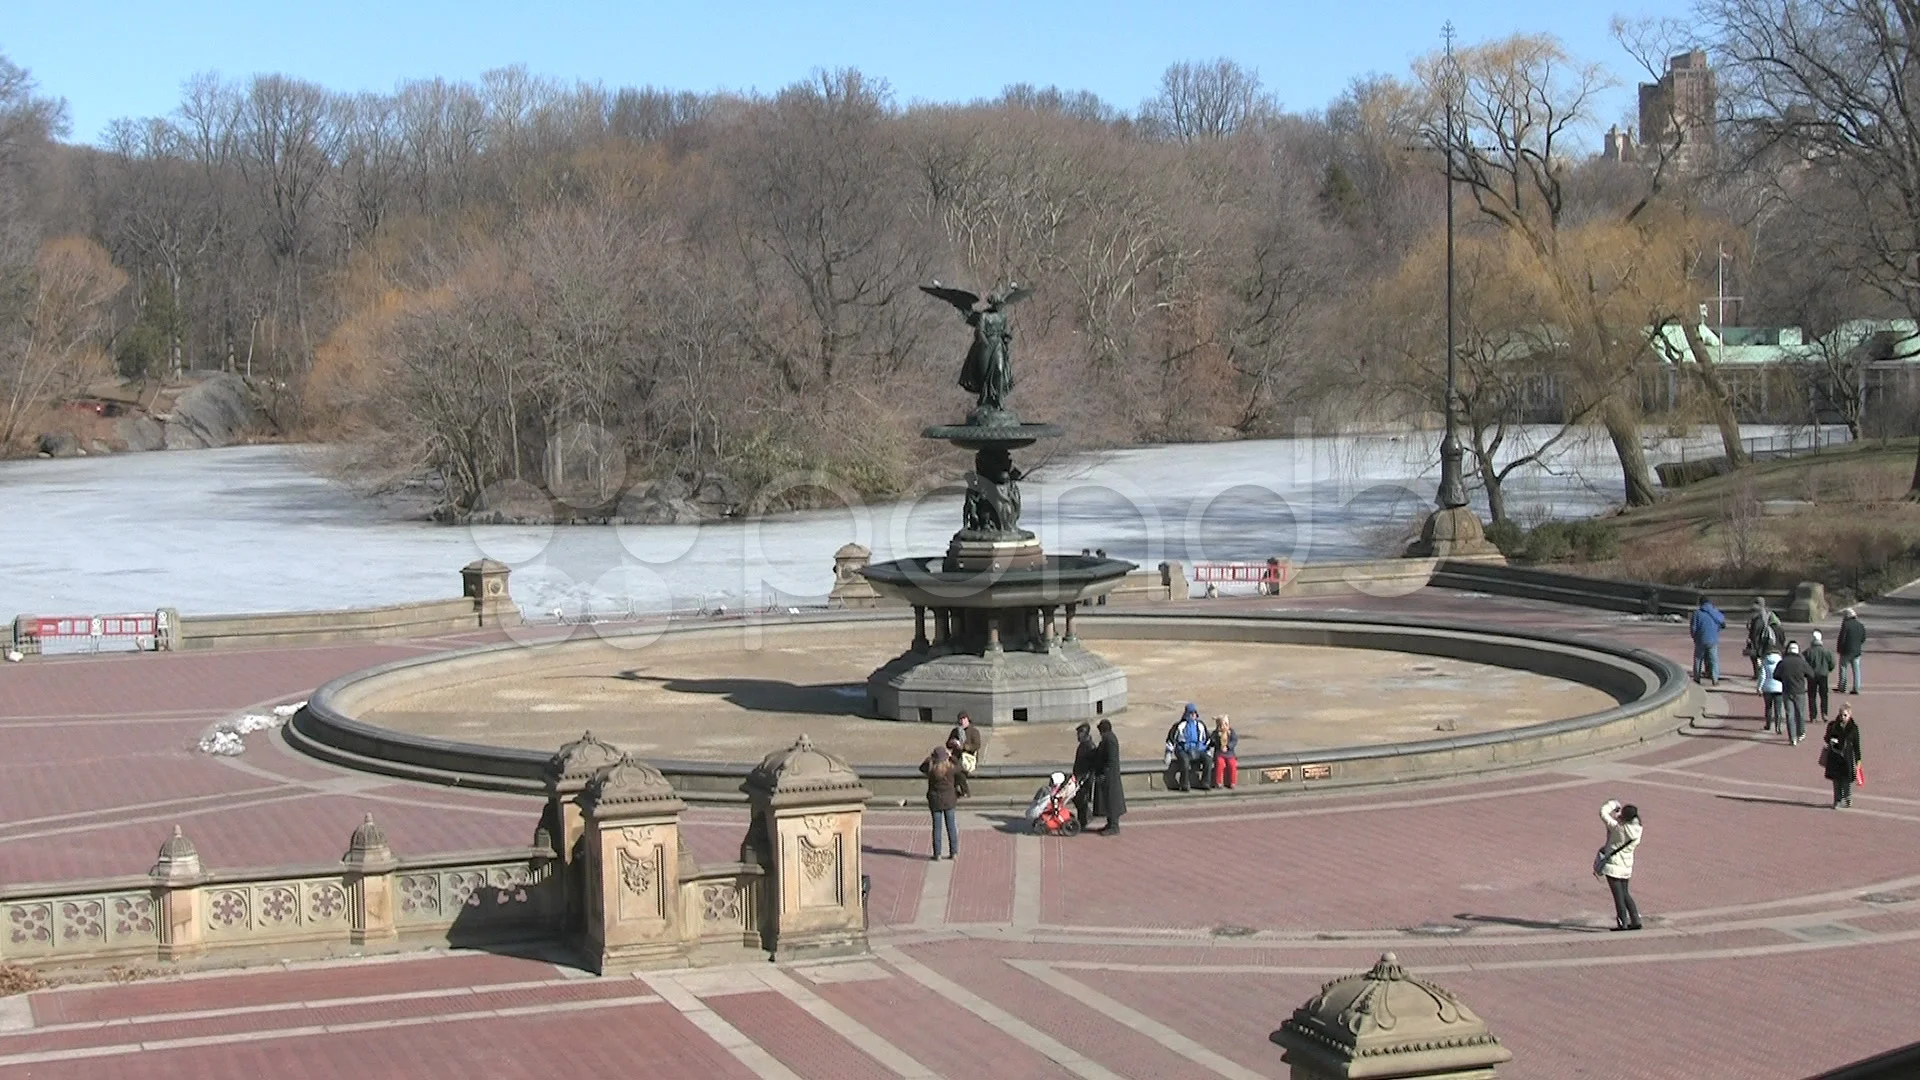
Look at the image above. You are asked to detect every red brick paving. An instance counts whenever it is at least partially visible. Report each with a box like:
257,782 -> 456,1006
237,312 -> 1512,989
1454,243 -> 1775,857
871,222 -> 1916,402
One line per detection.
2,592 -> 1918,1078
704,990 -> 896,1080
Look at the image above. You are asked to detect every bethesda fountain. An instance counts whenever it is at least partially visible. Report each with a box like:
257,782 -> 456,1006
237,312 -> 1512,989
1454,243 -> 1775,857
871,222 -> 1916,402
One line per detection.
858,283 -> 1135,725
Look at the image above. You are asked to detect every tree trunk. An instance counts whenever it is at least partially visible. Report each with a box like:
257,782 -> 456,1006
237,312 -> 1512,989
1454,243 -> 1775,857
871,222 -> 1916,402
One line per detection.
1601,395 -> 1659,507
1678,321 -> 1748,466
1907,438 -> 1920,499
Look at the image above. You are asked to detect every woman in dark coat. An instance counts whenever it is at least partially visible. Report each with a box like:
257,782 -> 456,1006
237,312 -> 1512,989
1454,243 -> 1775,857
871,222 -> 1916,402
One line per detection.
920,747 -> 960,858
1096,719 -> 1126,835
1071,722 -> 1102,829
1823,704 -> 1863,809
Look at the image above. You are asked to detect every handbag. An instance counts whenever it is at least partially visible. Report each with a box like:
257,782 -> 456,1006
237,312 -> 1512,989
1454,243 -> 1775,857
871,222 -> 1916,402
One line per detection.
1593,836 -> 1636,877
1856,764 -> 1866,787
960,750 -> 977,775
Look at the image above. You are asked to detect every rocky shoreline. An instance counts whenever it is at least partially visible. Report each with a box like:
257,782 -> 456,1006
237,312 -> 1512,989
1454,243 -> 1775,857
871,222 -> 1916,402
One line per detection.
25,373 -> 271,459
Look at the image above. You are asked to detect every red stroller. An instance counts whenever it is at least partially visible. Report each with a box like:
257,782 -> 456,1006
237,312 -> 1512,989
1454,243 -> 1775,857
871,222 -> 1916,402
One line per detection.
1026,771 -> 1082,836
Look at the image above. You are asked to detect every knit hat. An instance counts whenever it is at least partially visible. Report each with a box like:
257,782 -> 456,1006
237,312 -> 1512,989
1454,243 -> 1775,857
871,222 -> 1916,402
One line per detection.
1788,641 -> 1800,653
1182,703 -> 1199,718
1812,630 -> 1823,644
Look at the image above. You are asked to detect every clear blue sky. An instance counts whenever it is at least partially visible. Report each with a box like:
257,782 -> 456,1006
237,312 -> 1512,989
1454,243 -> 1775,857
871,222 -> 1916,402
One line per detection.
8,0 -> 1694,145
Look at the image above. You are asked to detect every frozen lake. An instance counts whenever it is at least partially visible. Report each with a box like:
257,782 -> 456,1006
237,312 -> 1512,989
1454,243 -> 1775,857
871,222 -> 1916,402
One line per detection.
0,426 -> 1826,619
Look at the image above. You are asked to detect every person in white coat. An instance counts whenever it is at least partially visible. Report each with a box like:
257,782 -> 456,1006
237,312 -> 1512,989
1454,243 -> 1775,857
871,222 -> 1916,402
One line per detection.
1595,799 -> 1643,931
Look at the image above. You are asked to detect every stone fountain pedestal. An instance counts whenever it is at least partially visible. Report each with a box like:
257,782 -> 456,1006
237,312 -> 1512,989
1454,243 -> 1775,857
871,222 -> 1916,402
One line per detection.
859,413 -> 1134,726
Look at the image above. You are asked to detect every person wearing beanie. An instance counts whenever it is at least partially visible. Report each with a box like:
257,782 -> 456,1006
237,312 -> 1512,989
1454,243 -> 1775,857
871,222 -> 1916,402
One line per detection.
1774,641 -> 1812,745
1805,630 -> 1836,720
1165,703 -> 1210,791
1836,608 -> 1867,694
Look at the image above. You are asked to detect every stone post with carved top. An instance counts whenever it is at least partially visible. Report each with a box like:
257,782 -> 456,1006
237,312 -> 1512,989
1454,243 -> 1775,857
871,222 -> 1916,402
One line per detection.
577,753 -> 689,973
545,732 -> 624,933
740,734 -> 872,962
1271,952 -> 1511,1079
342,813 -> 398,946
148,825 -> 206,961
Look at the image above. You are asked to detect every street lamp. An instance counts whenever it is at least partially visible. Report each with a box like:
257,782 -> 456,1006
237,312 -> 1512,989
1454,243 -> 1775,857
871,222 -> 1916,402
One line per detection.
1435,22 -> 1468,512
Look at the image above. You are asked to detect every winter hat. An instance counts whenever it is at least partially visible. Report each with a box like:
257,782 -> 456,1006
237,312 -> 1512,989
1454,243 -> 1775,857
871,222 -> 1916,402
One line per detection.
1050,771 -> 1065,786
1788,641 -> 1801,653
1845,608 -> 1857,617
1182,703 -> 1199,718
1812,630 -> 1823,644
933,747 -> 950,763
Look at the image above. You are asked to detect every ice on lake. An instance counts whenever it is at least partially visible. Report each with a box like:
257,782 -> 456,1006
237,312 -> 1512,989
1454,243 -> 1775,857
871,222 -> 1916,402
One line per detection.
0,425 -> 1833,619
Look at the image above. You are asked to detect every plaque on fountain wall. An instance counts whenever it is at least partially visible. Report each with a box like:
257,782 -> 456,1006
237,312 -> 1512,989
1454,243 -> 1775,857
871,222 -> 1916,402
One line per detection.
853,283 -> 1136,724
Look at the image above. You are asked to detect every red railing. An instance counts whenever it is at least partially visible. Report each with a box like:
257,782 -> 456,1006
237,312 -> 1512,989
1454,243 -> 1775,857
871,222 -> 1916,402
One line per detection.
25,613 -> 159,654
1191,561 -> 1291,587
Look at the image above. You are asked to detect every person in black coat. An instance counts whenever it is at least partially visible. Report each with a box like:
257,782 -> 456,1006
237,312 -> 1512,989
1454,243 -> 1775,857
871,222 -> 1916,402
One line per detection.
1071,722 -> 1101,830
1096,718 -> 1126,834
1773,642 -> 1813,745
1823,705 -> 1863,809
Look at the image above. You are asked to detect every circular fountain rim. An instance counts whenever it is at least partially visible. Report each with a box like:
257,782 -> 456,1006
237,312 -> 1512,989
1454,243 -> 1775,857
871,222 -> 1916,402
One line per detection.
286,609 -> 1693,803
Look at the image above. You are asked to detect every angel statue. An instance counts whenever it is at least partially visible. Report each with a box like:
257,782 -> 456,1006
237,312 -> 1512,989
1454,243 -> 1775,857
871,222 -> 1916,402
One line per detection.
921,281 -> 1032,416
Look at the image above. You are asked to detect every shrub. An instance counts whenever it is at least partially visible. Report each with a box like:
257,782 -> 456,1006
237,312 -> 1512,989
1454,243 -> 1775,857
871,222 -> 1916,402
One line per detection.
1522,521 -> 1574,563
1566,520 -> 1620,562
1483,517 -> 1525,557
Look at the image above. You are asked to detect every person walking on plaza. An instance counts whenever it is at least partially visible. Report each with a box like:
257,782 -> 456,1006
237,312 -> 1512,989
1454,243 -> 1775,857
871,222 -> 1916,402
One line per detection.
1805,630 -> 1836,721
1837,608 -> 1867,694
919,747 -> 959,860
1096,719 -> 1126,835
947,713 -> 982,799
1774,641 -> 1812,745
1690,596 -> 1725,685
1595,799 -> 1643,931
1210,715 -> 1239,791
1759,647 -> 1784,734
1166,704 -> 1210,791
1071,722 -> 1101,830
1745,599 -> 1782,683
1823,705 -> 1864,809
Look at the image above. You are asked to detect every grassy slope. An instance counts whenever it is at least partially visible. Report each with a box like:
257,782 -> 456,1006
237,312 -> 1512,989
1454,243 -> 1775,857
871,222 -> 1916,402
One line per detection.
1577,438 -> 1920,602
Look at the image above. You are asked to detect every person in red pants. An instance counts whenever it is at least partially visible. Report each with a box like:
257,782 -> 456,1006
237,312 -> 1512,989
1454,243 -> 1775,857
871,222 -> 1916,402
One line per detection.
1210,715 -> 1239,790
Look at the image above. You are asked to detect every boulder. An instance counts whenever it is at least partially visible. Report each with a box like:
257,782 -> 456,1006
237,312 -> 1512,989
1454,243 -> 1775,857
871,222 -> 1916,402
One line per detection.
116,414 -> 166,452
34,432 -> 80,458
162,373 -> 265,450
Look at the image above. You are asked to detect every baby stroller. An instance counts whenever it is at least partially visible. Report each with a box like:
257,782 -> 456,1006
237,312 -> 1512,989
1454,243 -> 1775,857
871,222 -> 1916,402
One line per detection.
1026,771 -> 1082,836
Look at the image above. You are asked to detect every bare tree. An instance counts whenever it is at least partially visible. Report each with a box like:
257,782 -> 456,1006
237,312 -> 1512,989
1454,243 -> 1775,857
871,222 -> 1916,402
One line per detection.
1703,0 -> 1920,494
1140,60 -> 1274,142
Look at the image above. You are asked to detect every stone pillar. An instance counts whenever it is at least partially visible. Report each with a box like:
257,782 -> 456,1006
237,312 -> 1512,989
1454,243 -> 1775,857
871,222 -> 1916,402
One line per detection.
461,559 -> 521,627
342,813 -> 399,945
740,734 -> 872,961
932,608 -> 949,648
545,732 -> 624,933
155,607 -> 181,651
986,615 -> 1002,654
829,543 -> 883,608
1271,952 -> 1511,1079
913,606 -> 929,652
1043,606 -> 1058,650
149,826 -> 205,961
579,754 -> 690,972
1064,603 -> 1078,642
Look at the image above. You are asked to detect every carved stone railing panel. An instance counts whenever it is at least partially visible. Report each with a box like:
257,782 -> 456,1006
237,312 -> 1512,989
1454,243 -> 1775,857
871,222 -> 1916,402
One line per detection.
3,889 -> 158,962
680,865 -> 765,949
393,859 -> 554,931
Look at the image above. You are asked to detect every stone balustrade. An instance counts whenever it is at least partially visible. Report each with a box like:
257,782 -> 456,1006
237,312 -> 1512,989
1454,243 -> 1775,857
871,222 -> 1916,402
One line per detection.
0,818 -> 558,966
0,735 -> 862,975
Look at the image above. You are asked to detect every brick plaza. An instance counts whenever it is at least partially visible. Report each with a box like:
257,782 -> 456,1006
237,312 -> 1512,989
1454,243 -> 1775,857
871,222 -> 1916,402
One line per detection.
0,590 -> 1914,1078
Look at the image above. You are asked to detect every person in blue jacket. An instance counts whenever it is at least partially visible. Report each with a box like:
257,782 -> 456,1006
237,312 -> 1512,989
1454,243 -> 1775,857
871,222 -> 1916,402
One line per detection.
1165,704 -> 1210,791
1689,596 -> 1726,685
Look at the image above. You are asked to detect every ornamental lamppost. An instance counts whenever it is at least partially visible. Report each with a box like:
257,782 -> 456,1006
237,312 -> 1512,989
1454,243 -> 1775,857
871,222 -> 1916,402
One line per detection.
1435,22 -> 1469,512
1407,22 -> 1492,558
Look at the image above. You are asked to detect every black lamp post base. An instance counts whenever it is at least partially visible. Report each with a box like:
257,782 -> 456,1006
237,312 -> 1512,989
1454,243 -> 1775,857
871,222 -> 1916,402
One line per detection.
1405,506 -> 1497,558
